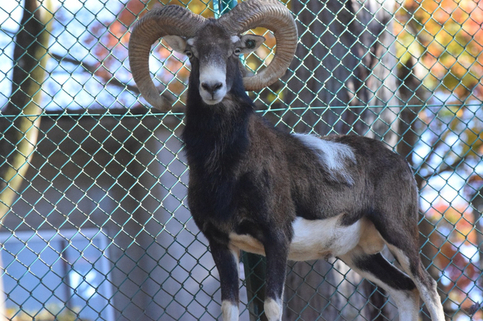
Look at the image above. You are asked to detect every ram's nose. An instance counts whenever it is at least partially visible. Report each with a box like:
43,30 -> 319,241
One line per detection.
199,64 -> 227,104
201,81 -> 223,96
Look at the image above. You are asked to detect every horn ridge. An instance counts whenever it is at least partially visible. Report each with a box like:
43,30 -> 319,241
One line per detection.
219,0 -> 298,90
129,5 -> 205,110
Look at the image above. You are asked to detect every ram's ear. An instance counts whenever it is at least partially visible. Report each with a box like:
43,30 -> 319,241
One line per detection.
163,35 -> 188,53
236,34 -> 265,54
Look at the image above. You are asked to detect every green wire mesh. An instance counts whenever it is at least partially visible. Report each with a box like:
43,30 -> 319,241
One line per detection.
0,0 -> 482,320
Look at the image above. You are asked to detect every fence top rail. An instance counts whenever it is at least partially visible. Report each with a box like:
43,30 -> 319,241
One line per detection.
0,103 -> 479,119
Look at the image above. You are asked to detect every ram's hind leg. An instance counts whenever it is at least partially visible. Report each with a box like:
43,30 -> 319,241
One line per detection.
372,212 -> 446,320
386,243 -> 446,321
339,248 -> 420,320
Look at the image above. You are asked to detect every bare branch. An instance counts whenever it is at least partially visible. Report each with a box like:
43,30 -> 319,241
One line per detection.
50,53 -> 140,94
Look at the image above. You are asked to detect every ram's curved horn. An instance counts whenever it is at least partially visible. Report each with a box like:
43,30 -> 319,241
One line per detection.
219,0 -> 297,91
129,6 -> 205,110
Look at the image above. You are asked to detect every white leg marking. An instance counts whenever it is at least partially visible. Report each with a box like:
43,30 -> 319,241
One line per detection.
388,245 -> 445,321
422,280 -> 445,321
386,288 -> 420,320
420,285 -> 445,319
351,265 -> 420,320
264,297 -> 282,321
221,300 -> 239,321
339,249 -> 420,321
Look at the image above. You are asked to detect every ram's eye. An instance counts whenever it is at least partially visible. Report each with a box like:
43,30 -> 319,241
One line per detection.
185,50 -> 193,58
245,39 -> 256,49
234,48 -> 242,56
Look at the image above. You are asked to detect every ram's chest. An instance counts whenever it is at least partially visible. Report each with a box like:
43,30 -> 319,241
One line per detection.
229,215 -> 374,261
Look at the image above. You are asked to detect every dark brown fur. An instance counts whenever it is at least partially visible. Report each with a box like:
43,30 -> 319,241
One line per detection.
177,21 -> 444,321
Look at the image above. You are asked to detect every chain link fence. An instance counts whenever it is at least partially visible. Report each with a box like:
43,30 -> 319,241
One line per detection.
0,0 -> 482,320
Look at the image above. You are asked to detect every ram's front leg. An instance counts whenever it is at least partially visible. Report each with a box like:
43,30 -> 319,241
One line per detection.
263,231 -> 290,321
209,239 -> 241,321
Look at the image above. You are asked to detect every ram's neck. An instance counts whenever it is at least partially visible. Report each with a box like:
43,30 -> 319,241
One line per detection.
182,58 -> 259,174
183,94 -> 253,173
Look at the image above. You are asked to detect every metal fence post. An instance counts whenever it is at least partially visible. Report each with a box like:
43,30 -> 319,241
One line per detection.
242,252 -> 267,321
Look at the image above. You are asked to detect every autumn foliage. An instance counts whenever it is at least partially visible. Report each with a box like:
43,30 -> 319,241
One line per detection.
396,0 -> 483,101
427,201 -> 482,317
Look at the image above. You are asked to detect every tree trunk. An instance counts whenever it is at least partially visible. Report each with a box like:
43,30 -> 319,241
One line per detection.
0,0 -> 52,319
284,0 -> 399,142
0,0 -> 52,220
397,55 -> 450,321
283,0 -> 400,319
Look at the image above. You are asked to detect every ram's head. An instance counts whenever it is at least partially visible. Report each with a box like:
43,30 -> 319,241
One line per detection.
129,0 -> 297,109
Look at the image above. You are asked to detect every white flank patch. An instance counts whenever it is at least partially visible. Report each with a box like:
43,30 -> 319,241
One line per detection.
221,300 -> 239,321
289,215 -> 363,260
229,215 -> 379,262
293,134 -> 356,185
